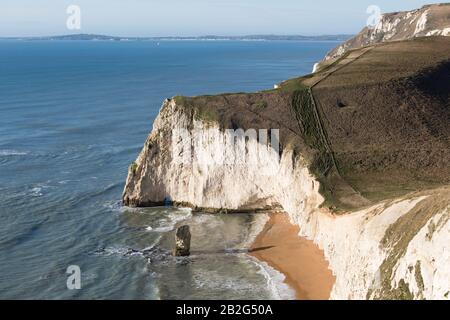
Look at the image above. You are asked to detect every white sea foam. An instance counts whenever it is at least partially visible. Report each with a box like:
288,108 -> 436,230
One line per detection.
168,208 -> 192,224
142,244 -> 157,252
103,200 -> 123,212
152,226 -> 174,233
101,246 -> 130,256
30,187 -> 43,197
151,208 -> 193,232
58,179 -> 80,185
249,256 -> 297,300
136,207 -> 194,232
101,245 -> 144,257
0,149 -> 28,156
239,213 -> 270,249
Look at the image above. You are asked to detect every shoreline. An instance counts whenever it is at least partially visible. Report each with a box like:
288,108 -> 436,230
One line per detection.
249,213 -> 335,300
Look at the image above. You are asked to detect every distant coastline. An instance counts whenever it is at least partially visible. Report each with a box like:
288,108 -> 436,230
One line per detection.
0,33 -> 353,42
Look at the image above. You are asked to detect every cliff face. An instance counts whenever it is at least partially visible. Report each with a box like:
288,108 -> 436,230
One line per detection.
123,24 -> 450,299
324,4 -> 450,62
123,98 -> 323,213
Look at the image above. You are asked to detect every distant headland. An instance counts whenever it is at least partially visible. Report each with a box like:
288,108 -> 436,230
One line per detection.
0,33 -> 354,42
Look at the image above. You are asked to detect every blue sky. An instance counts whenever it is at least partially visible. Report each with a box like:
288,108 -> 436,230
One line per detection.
0,0 -> 436,36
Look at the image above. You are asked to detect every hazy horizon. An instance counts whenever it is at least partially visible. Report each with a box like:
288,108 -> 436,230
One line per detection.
0,0 -> 436,37
0,32 -> 355,38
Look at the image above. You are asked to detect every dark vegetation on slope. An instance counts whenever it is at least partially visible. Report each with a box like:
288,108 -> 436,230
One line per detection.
291,88 -> 334,174
313,37 -> 450,207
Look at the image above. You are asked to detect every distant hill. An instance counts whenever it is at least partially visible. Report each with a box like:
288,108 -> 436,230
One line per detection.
0,33 -> 353,42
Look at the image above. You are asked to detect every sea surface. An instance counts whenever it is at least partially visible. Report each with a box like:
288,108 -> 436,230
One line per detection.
0,40 -> 337,299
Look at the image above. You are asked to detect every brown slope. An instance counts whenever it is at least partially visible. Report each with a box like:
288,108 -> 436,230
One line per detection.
312,37 -> 450,204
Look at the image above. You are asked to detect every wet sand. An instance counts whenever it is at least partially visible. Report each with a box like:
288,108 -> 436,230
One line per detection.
250,214 -> 335,300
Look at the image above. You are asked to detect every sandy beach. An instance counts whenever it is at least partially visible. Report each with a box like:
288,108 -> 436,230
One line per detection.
250,213 -> 335,300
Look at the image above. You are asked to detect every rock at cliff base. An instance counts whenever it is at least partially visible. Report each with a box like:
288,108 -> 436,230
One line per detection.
174,225 -> 191,257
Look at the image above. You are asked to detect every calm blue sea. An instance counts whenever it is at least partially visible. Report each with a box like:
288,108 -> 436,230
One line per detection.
0,40 -> 337,299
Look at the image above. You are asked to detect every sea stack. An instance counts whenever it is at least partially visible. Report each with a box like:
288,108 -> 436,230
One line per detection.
174,225 -> 191,257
